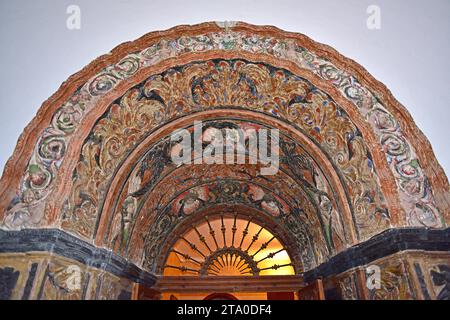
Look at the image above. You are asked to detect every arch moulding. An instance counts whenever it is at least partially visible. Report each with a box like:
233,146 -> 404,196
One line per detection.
0,22 -> 449,301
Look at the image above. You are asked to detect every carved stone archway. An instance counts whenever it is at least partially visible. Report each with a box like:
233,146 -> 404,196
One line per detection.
0,22 -> 449,300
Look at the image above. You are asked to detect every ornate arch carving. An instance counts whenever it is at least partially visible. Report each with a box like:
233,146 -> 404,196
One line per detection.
0,22 -> 448,276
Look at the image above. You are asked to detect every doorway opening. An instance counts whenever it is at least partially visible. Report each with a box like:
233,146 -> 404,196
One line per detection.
137,214 -> 307,300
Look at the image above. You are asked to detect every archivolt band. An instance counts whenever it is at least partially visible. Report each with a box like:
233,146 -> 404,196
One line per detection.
0,22 -> 449,300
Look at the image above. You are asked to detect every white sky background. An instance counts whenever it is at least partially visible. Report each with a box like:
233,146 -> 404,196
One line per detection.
0,0 -> 449,177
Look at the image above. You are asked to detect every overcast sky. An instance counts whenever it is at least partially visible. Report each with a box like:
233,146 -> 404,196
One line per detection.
0,0 -> 449,178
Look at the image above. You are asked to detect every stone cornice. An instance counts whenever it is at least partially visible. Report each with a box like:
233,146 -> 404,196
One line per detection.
0,228 -> 156,287
1,227 -> 448,286
304,227 -> 450,282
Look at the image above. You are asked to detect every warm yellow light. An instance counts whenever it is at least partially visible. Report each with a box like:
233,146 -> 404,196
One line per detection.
163,216 -> 294,276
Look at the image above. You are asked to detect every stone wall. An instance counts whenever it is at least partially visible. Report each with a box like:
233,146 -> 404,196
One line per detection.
317,251 -> 450,300
0,229 -> 156,300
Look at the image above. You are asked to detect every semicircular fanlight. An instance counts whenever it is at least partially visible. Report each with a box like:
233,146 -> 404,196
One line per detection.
163,215 -> 295,276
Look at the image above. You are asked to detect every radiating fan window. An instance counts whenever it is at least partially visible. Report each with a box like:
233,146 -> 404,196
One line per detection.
163,215 -> 295,276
